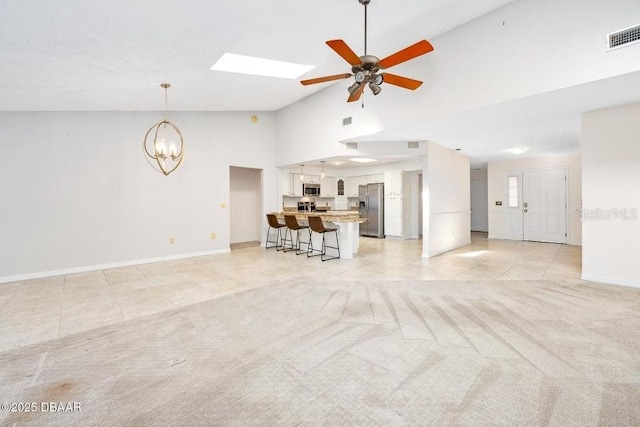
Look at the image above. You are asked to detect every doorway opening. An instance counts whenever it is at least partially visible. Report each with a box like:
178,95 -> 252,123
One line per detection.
229,166 -> 263,249
471,179 -> 488,232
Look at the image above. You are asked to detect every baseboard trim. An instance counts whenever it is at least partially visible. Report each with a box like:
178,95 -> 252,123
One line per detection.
0,249 -> 232,284
581,274 -> 640,289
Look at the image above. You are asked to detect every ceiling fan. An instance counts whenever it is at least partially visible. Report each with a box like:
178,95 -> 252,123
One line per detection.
300,0 -> 434,103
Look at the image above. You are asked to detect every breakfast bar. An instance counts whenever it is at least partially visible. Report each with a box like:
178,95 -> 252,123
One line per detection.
273,211 -> 364,259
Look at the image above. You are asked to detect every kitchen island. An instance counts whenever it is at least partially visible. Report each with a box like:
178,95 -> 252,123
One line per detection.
273,210 -> 364,259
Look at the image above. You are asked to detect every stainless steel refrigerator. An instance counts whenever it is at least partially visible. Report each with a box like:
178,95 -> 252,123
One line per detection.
358,183 -> 384,238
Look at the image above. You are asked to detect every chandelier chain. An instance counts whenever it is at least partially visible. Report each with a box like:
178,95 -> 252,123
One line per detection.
163,86 -> 168,121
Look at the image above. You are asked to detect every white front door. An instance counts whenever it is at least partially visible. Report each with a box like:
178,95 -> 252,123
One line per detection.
522,168 -> 567,244
470,180 -> 488,232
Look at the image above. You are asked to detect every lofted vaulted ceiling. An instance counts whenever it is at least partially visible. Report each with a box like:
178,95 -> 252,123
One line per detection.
0,0 -> 513,111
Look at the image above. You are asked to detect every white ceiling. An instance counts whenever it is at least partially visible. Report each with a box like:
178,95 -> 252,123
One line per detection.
5,0 -> 638,167
348,70 -> 640,166
0,0 -> 513,111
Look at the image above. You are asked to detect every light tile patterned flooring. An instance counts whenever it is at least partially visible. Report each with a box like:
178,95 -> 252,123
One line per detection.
2,233 -> 640,425
0,233 -> 582,353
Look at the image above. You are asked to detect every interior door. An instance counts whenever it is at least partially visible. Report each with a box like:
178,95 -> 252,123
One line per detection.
523,168 -> 567,243
470,180 -> 488,232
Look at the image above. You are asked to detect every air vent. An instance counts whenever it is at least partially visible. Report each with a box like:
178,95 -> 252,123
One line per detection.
342,116 -> 352,126
607,24 -> 640,51
407,141 -> 420,149
346,142 -> 358,150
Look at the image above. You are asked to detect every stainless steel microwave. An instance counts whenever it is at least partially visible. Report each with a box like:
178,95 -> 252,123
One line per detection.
303,183 -> 320,196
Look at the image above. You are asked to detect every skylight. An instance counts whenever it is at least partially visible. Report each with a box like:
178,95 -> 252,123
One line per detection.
210,53 -> 314,79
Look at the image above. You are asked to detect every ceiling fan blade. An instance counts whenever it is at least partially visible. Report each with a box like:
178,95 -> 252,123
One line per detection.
300,73 -> 352,86
381,73 -> 423,90
326,40 -> 363,66
347,83 -> 365,103
379,40 -> 434,69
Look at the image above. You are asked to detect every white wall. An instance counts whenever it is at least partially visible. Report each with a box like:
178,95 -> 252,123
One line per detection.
582,103 -> 640,287
276,0 -> 640,166
423,142 -> 471,257
230,167 -> 262,244
404,171 -> 421,239
487,153 -> 582,245
0,111 -> 277,282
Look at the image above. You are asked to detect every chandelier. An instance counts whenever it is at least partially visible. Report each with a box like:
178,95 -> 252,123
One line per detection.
143,83 -> 185,176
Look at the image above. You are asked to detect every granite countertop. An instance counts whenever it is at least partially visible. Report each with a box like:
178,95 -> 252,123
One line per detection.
273,211 -> 364,223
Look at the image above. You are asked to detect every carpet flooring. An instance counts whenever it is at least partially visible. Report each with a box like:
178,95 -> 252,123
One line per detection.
2,276 -> 640,426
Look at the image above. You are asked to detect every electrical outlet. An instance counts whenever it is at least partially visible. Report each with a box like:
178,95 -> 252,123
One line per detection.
210,232 -> 216,240
170,237 -> 175,244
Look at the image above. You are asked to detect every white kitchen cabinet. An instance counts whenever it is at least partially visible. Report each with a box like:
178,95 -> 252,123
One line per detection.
384,194 -> 403,237
335,196 -> 347,210
345,177 -> 355,197
286,173 -> 303,197
303,174 -> 320,184
384,171 -> 403,195
282,172 -> 295,196
320,176 -> 337,197
366,173 -> 384,184
345,176 -> 363,197
281,171 -> 290,196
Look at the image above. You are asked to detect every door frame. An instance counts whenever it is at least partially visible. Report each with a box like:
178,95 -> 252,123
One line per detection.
229,165 -> 264,246
504,166 -> 569,243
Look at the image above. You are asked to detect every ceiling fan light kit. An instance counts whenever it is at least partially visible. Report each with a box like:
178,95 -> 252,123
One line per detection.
300,0 -> 434,103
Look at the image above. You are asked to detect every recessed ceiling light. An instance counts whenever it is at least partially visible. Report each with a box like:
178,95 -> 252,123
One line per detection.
508,147 -> 529,155
210,53 -> 314,79
349,158 -> 377,163
332,161 -> 344,166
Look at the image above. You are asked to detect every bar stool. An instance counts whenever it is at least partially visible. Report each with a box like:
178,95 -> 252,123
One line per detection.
265,214 -> 287,250
307,216 -> 340,261
283,214 -> 311,255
